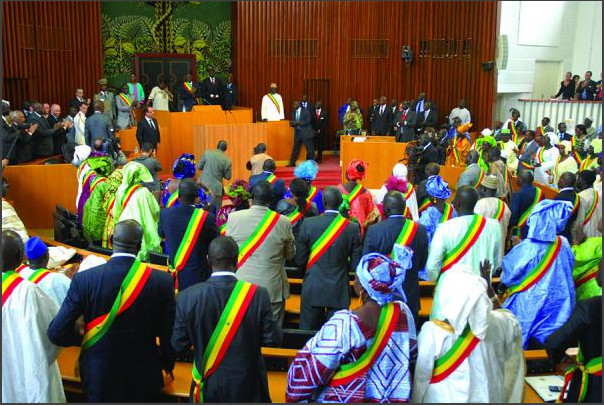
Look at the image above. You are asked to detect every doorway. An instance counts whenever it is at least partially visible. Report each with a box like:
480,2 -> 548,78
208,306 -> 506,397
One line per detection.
533,61 -> 563,99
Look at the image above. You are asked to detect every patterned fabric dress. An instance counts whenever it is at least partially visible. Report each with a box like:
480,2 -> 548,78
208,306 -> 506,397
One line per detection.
286,302 -> 416,403
338,183 -> 381,237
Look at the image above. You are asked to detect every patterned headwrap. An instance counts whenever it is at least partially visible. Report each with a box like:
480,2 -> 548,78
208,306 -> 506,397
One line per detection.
87,156 -> 114,177
457,123 -> 473,133
356,247 -> 413,306
346,159 -> 368,181
526,199 -> 572,242
558,140 -> 572,154
294,160 -> 319,181
425,175 -> 451,200
172,153 -> 196,180
226,179 -> 251,207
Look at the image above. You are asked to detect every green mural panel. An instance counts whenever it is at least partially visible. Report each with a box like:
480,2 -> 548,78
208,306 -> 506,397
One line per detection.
101,1 -> 232,86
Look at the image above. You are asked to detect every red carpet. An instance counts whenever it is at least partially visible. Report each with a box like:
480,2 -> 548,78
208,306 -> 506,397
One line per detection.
274,156 -> 342,189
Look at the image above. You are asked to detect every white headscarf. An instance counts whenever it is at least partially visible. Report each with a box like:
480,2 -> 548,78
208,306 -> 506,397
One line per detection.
429,265 -> 491,340
392,163 -> 408,180
544,132 -> 559,146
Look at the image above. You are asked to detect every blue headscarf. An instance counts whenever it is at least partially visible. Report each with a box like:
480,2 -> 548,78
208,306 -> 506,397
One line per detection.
526,199 -> 572,242
294,160 -> 319,181
357,247 -> 413,306
425,175 -> 451,200
172,154 -> 196,180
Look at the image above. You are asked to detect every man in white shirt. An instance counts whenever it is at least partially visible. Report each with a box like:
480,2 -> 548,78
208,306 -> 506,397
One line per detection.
448,99 -> 471,125
261,83 -> 284,121
74,101 -> 88,145
17,237 -> 72,307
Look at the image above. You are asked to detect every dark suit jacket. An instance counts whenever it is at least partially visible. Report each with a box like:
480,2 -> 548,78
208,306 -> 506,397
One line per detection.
311,108 -> 328,133
418,108 -> 438,129
249,171 -> 286,209
290,108 -> 313,140
296,212 -> 362,309
200,77 -> 224,104
136,117 -> 160,148
69,97 -> 85,109
393,109 -> 417,142
416,143 -> 440,182
300,101 -> 313,111
47,114 -> 68,155
554,189 -> 580,243
27,112 -> 55,158
158,206 -> 218,291
2,119 -> 18,161
47,255 -> 175,402
372,105 -> 394,135
12,123 -> 33,163
171,274 -> 280,403
224,82 -> 238,108
576,79 -> 598,100
510,184 -> 540,239
363,216 -> 428,324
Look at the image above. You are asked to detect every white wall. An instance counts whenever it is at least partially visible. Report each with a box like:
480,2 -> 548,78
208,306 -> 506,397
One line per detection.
495,1 -> 602,122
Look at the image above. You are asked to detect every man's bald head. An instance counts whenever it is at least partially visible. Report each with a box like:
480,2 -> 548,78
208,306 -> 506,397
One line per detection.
179,179 -> 199,205
2,230 -> 24,272
453,186 -> 479,215
383,191 -> 406,217
322,186 -> 343,211
111,220 -> 143,254
262,159 -> 276,173
558,172 -> 577,190
208,236 -> 238,271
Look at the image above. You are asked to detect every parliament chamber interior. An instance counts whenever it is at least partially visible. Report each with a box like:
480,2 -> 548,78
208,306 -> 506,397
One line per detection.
1,1 -> 602,404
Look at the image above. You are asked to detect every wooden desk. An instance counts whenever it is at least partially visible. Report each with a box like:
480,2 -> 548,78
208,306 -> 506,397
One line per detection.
265,120 -> 297,164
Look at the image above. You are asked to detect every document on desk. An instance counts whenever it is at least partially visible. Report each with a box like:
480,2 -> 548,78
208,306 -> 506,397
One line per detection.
525,375 -> 565,402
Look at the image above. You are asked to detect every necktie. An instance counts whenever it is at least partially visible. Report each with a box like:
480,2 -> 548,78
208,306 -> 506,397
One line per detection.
149,119 -> 155,129
380,106 -> 384,115
211,78 -> 215,85
316,110 -> 320,119
296,110 -> 300,121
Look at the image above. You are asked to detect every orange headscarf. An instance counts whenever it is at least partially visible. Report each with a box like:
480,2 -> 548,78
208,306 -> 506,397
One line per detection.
346,159 -> 369,181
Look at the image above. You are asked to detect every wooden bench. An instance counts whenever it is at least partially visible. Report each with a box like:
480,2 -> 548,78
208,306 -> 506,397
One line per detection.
57,345 -> 548,403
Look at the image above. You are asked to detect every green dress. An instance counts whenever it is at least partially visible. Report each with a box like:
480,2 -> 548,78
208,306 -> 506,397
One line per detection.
83,170 -> 122,242
572,237 -> 602,300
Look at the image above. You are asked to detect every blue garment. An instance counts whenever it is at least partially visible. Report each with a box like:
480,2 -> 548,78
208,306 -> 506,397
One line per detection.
418,205 -> 458,245
283,186 -> 324,213
249,171 -> 286,209
501,237 -> 575,349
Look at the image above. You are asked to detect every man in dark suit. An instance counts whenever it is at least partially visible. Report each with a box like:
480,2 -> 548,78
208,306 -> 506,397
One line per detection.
84,102 -> 113,146
367,98 -> 379,134
363,190 -> 428,325
311,100 -> 328,163
300,94 -> 313,111
296,187 -> 362,330
372,96 -> 393,135
554,172 -> 581,244
200,68 -> 224,106
509,171 -> 542,240
136,106 -> 160,150
223,73 -> 238,110
417,100 -> 438,131
7,110 -> 36,163
159,180 -> 218,291
249,159 -> 286,209
47,104 -> 72,156
48,220 -> 175,402
415,134 -> 441,183
393,100 -> 417,142
27,102 -> 56,158
576,71 -> 598,100
69,88 -> 89,110
517,130 -> 539,174
287,101 -> 315,167
172,236 -> 281,402
411,91 -> 427,115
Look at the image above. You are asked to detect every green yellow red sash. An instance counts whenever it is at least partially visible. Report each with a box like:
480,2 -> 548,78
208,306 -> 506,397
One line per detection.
82,260 -> 152,350
441,215 -> 487,273
307,215 -> 349,269
90,176 -> 106,194
169,209 -> 209,291
308,186 -> 319,203
570,193 -> 580,218
520,161 -> 535,170
238,210 -> 280,267
82,170 -> 96,191
418,198 -> 431,214
579,157 -> 597,171
343,182 -> 364,207
76,161 -> 91,179
118,93 -> 132,106
2,271 -> 24,306
518,187 -> 544,229
510,121 -> 520,144
430,324 -> 480,383
472,168 -> 485,188
583,190 -> 599,225
106,195 -> 116,214
267,93 -> 281,113
183,82 -> 196,97
538,126 -> 546,136
120,184 -> 142,212
391,220 -> 418,258
505,236 -> 561,299
403,187 -> 414,218
27,268 -> 53,285
329,302 -> 399,386
575,265 -> 599,288
266,173 -> 277,184
219,223 -> 226,236
287,200 -> 312,226
453,145 -> 462,166
166,191 -> 179,208
192,280 -> 257,403
536,147 -> 546,164
570,136 -> 582,164
440,203 -> 454,223
493,199 -> 505,223
558,356 -> 602,403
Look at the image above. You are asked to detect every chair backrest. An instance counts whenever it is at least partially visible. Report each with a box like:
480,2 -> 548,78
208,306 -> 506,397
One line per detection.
149,251 -> 169,266
62,142 -> 77,164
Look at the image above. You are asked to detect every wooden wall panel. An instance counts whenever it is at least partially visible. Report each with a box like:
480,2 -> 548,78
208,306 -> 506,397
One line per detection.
1,1 -> 102,110
233,1 -> 497,147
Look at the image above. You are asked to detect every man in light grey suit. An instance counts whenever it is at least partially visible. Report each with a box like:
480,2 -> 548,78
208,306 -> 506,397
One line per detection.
517,130 -> 540,175
197,140 -> 232,210
93,78 -> 116,125
84,102 -> 113,146
456,150 -> 483,191
225,181 -> 295,326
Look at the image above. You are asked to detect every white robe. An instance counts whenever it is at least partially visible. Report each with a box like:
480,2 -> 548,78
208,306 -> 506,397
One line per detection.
261,93 -> 285,121
18,266 -> 71,307
577,187 -> 602,238
2,199 -> 29,244
2,278 -> 65,403
375,185 -> 419,221
500,140 -> 519,174
534,146 -> 560,187
553,157 -> 578,187
474,197 -> 511,263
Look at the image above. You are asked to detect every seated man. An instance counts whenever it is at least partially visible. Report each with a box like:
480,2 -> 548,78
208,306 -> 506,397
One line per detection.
500,200 -> 575,348
249,159 -> 286,209
246,143 -> 273,175
413,263 -> 524,403
1,177 -> 29,244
